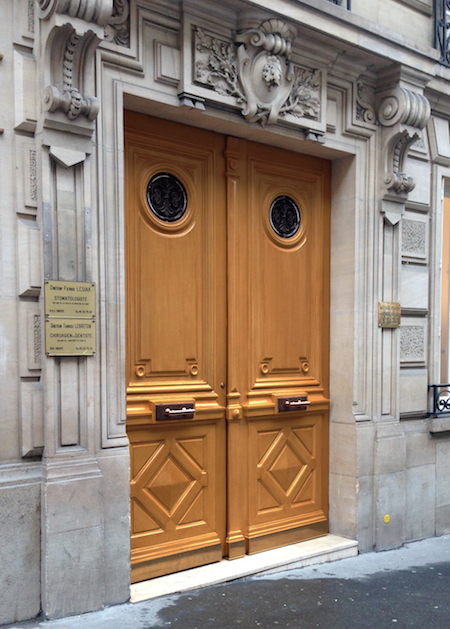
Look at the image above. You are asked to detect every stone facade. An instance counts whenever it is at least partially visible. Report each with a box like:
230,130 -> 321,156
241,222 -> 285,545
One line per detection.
1,0 -> 450,623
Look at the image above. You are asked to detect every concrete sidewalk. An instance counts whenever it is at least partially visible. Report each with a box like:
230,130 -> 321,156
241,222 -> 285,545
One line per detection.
4,535 -> 450,629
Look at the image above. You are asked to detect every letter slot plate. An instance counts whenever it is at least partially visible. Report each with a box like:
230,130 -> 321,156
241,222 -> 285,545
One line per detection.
155,403 -> 195,421
278,396 -> 310,412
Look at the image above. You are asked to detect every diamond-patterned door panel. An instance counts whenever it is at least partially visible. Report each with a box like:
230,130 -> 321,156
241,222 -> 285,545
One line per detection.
249,413 -> 326,529
126,116 -> 228,581
130,431 -> 211,540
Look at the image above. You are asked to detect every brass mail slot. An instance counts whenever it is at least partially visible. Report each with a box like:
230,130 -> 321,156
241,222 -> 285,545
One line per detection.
278,396 -> 310,412
155,403 -> 195,421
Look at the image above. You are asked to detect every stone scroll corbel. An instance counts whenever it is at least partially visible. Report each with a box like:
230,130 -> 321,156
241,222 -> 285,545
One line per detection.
43,26 -> 101,122
377,86 -> 430,202
38,0 -> 115,124
38,0 -> 113,24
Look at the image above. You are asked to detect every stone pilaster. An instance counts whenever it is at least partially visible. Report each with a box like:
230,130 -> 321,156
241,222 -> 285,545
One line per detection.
373,66 -> 431,550
37,0 -> 130,618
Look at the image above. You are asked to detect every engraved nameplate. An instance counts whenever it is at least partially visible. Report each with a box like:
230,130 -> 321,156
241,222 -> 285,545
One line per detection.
45,318 -> 96,356
45,280 -> 96,356
378,301 -> 401,328
45,280 -> 95,319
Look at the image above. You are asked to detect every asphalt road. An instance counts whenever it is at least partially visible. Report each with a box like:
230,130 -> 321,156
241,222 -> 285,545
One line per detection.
150,561 -> 450,629
6,535 -> 450,629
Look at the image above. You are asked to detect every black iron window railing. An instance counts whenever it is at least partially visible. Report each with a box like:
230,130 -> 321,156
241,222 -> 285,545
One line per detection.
328,0 -> 351,8
429,384 -> 450,415
435,0 -> 450,66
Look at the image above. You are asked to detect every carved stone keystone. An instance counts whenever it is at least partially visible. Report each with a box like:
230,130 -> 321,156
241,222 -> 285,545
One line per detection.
194,19 -> 321,127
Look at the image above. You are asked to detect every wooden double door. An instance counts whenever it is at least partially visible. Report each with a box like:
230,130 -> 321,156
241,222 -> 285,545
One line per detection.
125,112 -> 330,583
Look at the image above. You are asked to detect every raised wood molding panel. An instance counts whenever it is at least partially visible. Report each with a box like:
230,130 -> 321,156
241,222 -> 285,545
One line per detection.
230,140 -> 330,554
125,112 -> 330,580
125,114 -> 227,581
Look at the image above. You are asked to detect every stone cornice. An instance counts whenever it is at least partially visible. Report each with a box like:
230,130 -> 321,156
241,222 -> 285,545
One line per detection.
242,0 -> 439,76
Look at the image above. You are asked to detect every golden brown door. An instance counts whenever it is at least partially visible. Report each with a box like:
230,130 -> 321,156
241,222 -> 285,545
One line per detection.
125,114 -> 227,582
125,113 -> 330,582
225,138 -> 330,557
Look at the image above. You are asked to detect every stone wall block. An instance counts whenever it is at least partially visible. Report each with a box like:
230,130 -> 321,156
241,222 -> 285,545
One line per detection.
13,47 -> 37,133
405,464 -> 435,541
374,428 -> 406,475
98,452 -> 130,605
18,301 -> 42,378
436,505 -> 450,536
154,40 -> 180,86
0,303 -> 21,460
405,423 -> 436,468
329,472 -> 358,540
399,369 -> 428,415
44,475 -> 102,534
0,474 -> 41,624
436,440 -> 450,508
357,422 -> 375,477
41,465 -> 106,619
16,139 -> 39,216
404,156 -> 430,207
375,470 -> 406,550
20,379 -> 44,458
329,421 -> 357,477
42,526 -> 105,619
59,358 -> 81,447
329,311 -> 355,423
427,117 -> 450,166
400,263 -> 429,310
357,474 -> 375,552
17,217 -> 41,297
13,0 -> 36,44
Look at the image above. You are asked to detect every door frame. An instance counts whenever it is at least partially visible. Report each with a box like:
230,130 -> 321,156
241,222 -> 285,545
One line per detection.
124,112 -> 333,579
96,76 -> 365,584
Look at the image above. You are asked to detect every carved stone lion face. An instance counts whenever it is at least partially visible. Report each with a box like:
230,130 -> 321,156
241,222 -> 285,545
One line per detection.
262,55 -> 283,89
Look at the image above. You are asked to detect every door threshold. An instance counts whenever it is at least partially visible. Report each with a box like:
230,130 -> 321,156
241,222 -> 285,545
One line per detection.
130,534 -> 358,603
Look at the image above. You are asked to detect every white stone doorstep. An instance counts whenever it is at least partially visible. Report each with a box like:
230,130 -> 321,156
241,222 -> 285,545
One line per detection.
130,534 -> 358,603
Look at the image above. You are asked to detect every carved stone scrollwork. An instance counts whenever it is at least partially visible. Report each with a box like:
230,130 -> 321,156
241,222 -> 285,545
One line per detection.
39,1 -> 114,124
384,171 -> 415,195
104,0 -> 130,47
38,0 -> 113,26
378,88 -> 430,128
42,22 -> 104,122
377,85 -> 430,199
194,20 -> 321,127
355,81 -> 376,124
44,85 -> 99,121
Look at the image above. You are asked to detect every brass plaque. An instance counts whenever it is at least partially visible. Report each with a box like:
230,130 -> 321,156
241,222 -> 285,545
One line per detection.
378,301 -> 401,328
45,318 -> 96,356
45,280 -> 95,319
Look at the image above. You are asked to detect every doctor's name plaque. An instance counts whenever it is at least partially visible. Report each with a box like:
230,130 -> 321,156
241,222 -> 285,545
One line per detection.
44,280 -> 95,318
45,280 -> 96,356
378,301 -> 401,329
